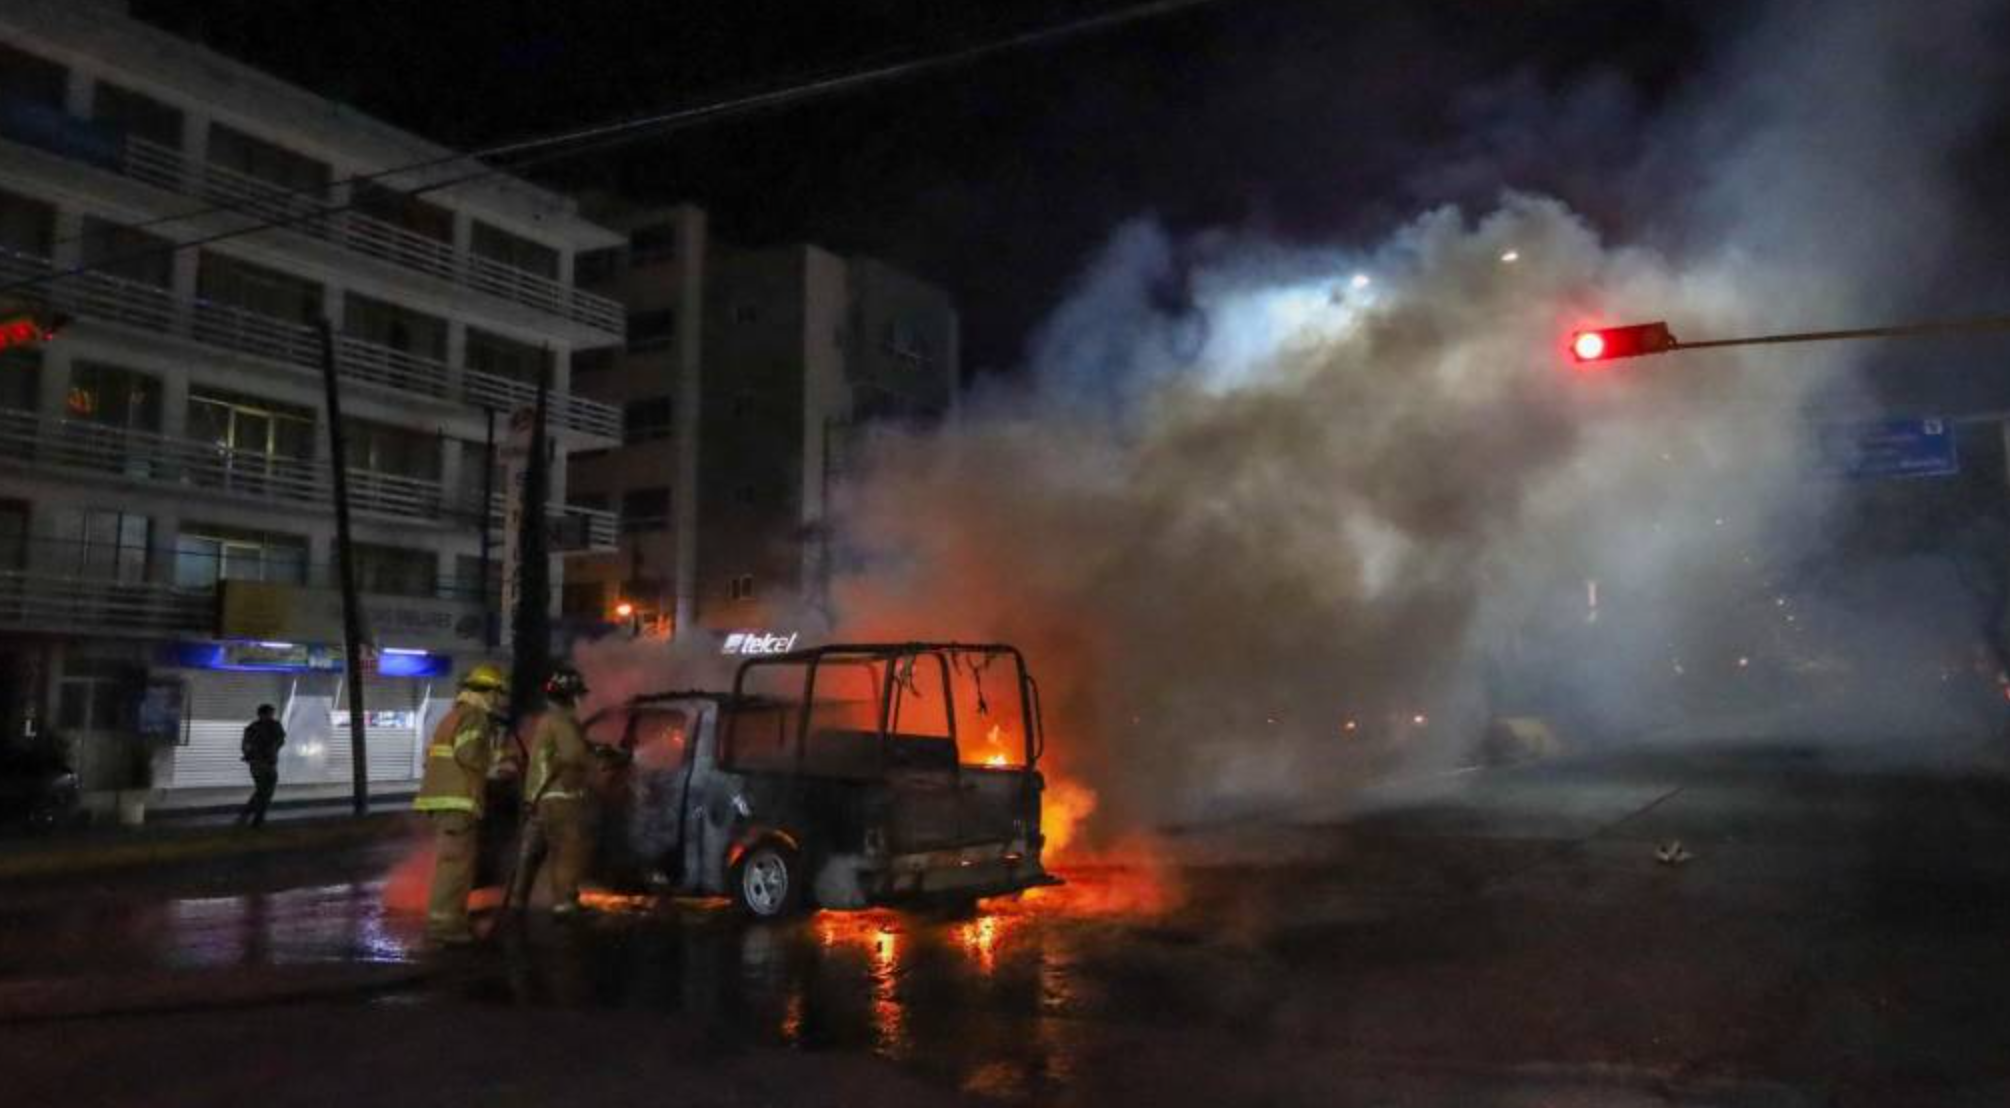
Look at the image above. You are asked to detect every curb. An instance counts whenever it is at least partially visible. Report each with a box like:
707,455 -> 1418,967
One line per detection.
0,813 -> 415,882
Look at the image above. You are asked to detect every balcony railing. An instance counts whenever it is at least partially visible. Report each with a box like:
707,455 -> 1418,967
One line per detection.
0,406 -> 618,549
0,249 -> 620,439
481,492 -> 618,552
0,570 -> 213,637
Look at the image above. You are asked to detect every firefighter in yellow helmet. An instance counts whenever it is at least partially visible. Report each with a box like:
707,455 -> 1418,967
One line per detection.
508,664 -> 594,918
413,662 -> 508,945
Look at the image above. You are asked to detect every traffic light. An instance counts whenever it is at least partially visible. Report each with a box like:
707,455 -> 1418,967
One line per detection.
1568,321 -> 1677,365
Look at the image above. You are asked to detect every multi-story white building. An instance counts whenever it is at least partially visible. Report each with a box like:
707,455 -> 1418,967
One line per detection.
567,203 -> 958,644
0,0 -> 624,818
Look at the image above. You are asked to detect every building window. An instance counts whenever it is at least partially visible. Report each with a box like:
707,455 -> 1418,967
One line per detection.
79,217 -> 173,289
626,308 -> 676,352
0,499 -> 26,571
450,554 -> 500,602
465,327 -> 552,385
734,483 -> 758,507
68,362 -> 162,431
630,223 -> 676,263
207,122 -> 331,199
575,246 -> 624,287
187,388 -> 316,467
91,82 -> 183,150
351,542 -> 437,598
61,509 -> 151,584
470,220 -> 559,280
729,574 -> 755,601
571,346 -> 617,379
732,303 -> 760,325
57,658 -> 141,733
620,488 -> 671,534
622,397 -> 673,444
0,186 -> 55,258
174,525 -> 307,588
561,581 -> 605,620
0,44 -> 66,109
570,492 -> 610,513
345,418 -> 441,480
343,293 -> 448,361
350,181 -> 453,243
197,252 -> 324,325
0,348 -> 40,413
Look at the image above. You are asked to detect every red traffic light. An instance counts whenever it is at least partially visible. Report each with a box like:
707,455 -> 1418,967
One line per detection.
1567,321 -> 1677,364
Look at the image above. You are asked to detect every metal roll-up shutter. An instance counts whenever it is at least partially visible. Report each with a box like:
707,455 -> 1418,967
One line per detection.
361,677 -> 423,783
170,671 -> 289,789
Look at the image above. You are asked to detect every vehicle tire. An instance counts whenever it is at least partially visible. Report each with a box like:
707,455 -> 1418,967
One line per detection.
733,842 -> 805,919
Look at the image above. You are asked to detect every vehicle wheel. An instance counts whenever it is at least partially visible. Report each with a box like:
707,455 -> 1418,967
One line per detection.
733,843 -> 805,919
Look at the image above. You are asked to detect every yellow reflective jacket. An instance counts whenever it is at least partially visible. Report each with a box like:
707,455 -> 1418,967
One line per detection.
414,701 -> 496,817
523,705 -> 590,806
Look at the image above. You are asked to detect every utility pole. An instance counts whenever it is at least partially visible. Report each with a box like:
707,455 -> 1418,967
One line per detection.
478,407 -> 497,649
507,365 -> 553,723
317,319 -> 370,816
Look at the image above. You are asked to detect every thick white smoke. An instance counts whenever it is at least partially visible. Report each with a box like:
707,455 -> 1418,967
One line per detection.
827,0 -> 2010,834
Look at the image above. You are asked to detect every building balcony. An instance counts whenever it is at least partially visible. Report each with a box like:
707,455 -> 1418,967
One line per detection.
0,249 -> 622,442
0,100 -> 624,338
0,407 -> 618,551
0,569 -> 213,638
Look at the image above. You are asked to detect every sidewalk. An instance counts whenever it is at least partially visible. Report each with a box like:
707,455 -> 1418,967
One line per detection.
0,804 -> 413,882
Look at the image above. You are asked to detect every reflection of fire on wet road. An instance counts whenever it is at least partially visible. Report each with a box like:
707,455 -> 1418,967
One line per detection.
815,909 -> 910,1057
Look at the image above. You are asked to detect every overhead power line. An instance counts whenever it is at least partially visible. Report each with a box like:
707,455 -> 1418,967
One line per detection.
13,0 -> 1236,300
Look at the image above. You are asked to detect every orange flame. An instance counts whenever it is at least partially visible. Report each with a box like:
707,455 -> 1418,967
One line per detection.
1040,776 -> 1099,858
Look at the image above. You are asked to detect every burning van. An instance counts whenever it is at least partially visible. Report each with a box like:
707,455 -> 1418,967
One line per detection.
585,642 -> 1059,918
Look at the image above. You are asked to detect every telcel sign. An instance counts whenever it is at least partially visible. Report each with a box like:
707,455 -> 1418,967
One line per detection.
722,631 -> 800,656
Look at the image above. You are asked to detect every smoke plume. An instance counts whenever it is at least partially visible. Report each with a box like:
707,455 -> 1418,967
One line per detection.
827,0 -> 2010,836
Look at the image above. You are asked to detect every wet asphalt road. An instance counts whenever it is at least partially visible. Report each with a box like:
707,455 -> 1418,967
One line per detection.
6,735 -> 2010,1106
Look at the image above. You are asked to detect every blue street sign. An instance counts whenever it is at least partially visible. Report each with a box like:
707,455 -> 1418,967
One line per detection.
1822,418 -> 1959,480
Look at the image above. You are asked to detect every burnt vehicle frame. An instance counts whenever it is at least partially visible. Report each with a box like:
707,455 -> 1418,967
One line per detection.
588,642 -> 1057,917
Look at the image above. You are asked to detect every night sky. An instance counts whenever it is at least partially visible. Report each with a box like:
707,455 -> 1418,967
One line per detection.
125,0 -> 1727,375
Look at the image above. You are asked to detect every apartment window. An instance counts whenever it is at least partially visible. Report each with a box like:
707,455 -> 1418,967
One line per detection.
571,346 -> 617,378
198,252 -> 323,325
626,309 -> 675,352
620,488 -> 671,534
187,387 -> 315,461
729,574 -> 755,601
57,508 -> 151,584
58,658 -> 141,733
91,83 -> 182,150
174,525 -> 307,588
68,362 -> 161,432
575,246 -> 623,287
570,491 -> 610,513
207,122 -> 330,199
561,581 -> 605,620
622,397 -> 673,444
470,220 -> 559,280
0,186 -> 55,258
350,181 -> 453,243
465,327 -> 551,385
731,303 -> 760,325
0,44 -> 65,109
630,223 -> 676,263
0,349 -> 40,412
351,542 -> 437,598
80,217 -> 172,289
344,293 -> 448,361
0,499 -> 26,571
345,418 -> 441,480
734,482 -> 758,507
451,554 -> 501,601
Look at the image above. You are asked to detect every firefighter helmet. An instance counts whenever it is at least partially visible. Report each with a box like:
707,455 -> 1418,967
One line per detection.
460,663 -> 508,693
543,664 -> 588,702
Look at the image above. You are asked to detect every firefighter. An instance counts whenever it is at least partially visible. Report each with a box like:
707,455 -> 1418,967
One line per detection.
413,662 -> 509,945
508,664 -> 595,919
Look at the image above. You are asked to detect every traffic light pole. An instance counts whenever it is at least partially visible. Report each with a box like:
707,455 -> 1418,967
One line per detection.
317,319 -> 371,817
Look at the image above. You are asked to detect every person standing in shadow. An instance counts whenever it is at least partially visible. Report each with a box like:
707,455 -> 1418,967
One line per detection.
237,704 -> 285,828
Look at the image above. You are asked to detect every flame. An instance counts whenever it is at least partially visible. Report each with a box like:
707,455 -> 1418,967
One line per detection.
986,753 -> 1008,767
1040,776 -> 1099,858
